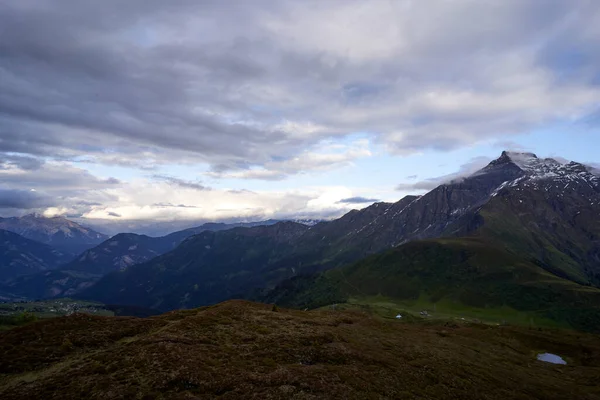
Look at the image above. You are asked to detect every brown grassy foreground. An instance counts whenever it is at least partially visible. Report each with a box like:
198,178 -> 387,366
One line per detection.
0,300 -> 599,399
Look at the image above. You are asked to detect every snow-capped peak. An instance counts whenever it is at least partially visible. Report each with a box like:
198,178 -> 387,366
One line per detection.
486,150 -> 600,193
25,212 -> 47,219
503,151 -> 561,173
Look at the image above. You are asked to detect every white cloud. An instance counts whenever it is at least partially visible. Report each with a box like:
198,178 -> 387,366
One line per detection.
207,138 -> 371,180
2,0 -> 600,224
80,181 -> 359,223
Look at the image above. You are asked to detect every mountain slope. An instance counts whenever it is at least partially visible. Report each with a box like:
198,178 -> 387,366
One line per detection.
0,233 -> 173,300
81,151 -> 600,312
468,156 -> 600,285
264,237 -> 600,332
1,300 -> 599,400
64,233 -> 179,275
0,230 -> 69,283
61,221 -> 287,276
0,214 -> 108,256
82,222 -> 311,310
1,221 -> 290,300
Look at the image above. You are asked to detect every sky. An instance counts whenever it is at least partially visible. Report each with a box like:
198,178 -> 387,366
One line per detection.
1,0 -> 600,233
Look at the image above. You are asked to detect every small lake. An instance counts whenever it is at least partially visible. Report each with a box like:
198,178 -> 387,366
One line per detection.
537,353 -> 567,365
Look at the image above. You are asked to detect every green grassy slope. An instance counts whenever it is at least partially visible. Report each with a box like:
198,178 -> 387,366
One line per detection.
265,238 -> 600,332
471,184 -> 600,287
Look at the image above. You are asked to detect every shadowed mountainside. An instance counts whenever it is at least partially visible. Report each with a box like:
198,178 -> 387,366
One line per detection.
263,237 -> 600,332
1,220 -> 286,300
0,230 -> 69,284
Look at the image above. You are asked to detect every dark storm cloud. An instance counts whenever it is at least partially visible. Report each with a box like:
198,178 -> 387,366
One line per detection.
0,161 -> 121,215
1,0 -> 599,177
0,189 -> 52,209
338,197 -> 380,204
0,0 -> 320,169
0,154 -> 44,170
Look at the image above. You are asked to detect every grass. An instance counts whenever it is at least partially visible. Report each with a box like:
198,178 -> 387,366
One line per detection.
0,299 -> 116,332
265,237 -> 600,332
478,196 -> 595,285
0,300 -> 599,399
330,295 -> 567,329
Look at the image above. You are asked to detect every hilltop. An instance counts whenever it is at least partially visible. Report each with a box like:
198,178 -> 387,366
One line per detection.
1,300 -> 599,399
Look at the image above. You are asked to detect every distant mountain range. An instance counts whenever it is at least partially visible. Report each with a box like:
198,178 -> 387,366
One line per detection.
0,220 -> 290,299
0,214 -> 108,256
75,151 -> 600,333
80,218 -> 323,237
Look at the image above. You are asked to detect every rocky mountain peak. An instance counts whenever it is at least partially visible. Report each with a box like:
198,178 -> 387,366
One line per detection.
0,214 -> 108,256
25,212 -> 46,219
480,151 -> 598,187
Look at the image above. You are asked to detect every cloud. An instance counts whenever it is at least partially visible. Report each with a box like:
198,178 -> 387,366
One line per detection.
0,161 -> 121,217
0,154 -> 44,171
0,188 -> 52,209
152,202 -> 200,209
152,175 -> 209,191
107,211 -> 121,217
338,197 -> 380,204
1,1 -> 600,225
207,138 -> 371,180
81,183 -> 359,224
396,156 -> 492,192
0,0 -> 598,177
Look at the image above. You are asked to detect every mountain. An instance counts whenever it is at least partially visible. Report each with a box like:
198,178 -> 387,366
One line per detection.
1,300 -> 599,400
80,219 -> 282,237
80,151 -> 600,313
289,218 -> 325,226
81,222 -> 311,310
64,233 -> 181,276
468,152 -> 600,285
0,230 -> 69,284
0,214 -> 108,256
0,233 -> 177,300
0,220 -> 284,300
264,237 -> 600,332
65,220 -> 287,277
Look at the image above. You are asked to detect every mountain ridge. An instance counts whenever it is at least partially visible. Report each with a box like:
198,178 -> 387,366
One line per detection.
0,229 -> 69,285
0,214 -> 108,256
79,151 -> 600,313
0,219 -> 292,300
